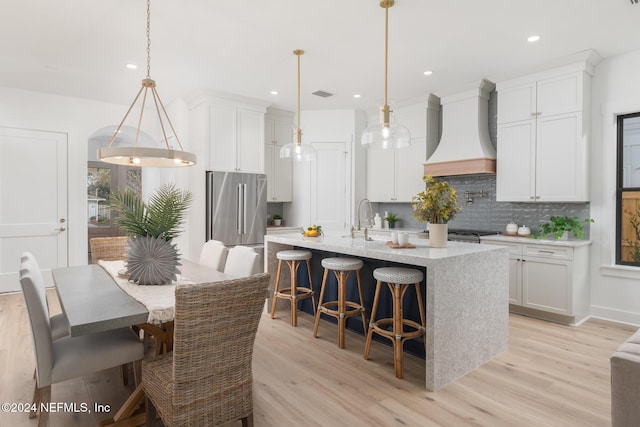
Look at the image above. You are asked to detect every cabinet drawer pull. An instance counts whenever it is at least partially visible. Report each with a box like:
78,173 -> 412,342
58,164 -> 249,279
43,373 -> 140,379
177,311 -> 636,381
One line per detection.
538,250 -> 555,255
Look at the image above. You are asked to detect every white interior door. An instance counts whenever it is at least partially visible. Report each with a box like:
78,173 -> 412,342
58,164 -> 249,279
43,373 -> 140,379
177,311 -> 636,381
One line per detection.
0,127 -> 68,292
310,142 -> 348,233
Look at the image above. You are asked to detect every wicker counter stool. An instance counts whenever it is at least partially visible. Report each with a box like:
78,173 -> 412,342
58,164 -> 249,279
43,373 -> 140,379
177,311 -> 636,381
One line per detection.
364,267 -> 426,379
313,257 -> 367,349
270,250 -> 316,327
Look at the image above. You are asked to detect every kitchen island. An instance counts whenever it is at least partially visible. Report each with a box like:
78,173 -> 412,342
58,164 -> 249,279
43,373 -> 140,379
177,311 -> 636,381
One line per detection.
264,232 -> 510,391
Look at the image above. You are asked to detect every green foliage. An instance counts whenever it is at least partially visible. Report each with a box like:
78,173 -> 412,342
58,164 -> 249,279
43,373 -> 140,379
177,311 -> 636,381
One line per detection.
272,214 -> 282,220
534,216 -> 594,240
110,183 -> 193,241
624,208 -> 640,262
384,212 -> 399,224
411,175 -> 462,224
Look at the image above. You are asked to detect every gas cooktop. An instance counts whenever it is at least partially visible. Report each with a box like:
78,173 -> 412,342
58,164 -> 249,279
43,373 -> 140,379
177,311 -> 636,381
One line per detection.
447,229 -> 499,243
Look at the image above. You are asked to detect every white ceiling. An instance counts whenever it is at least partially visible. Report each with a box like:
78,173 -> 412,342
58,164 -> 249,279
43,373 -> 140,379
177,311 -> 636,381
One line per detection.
2,0 -> 640,115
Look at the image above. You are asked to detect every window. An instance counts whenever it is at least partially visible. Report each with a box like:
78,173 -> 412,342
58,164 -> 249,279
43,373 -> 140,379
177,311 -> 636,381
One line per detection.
617,112 -> 640,265
87,161 -> 141,261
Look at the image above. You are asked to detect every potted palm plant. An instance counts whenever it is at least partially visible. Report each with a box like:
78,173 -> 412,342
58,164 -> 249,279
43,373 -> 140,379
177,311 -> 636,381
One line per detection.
411,175 -> 462,248
110,183 -> 193,285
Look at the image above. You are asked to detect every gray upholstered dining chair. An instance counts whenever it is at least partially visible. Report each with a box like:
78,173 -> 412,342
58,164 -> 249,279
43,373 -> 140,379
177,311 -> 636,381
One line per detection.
20,253 -> 69,341
142,273 -> 270,427
198,239 -> 229,272
19,254 -> 144,427
223,245 -> 261,277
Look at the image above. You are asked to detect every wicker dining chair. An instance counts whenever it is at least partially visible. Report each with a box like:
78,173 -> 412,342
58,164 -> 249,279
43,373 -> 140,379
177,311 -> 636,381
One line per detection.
89,236 -> 129,264
142,272 -> 270,427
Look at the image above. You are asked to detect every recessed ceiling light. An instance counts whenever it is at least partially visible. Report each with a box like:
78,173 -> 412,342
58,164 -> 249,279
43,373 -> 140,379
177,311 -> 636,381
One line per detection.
125,63 -> 137,70
270,90 -> 278,95
423,70 -> 433,76
527,35 -> 541,43
353,94 -> 361,98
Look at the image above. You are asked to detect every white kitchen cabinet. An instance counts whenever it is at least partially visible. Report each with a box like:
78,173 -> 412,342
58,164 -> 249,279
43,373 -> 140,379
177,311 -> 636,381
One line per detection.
481,237 -> 591,324
188,92 -> 269,173
264,111 -> 293,202
210,107 -> 264,173
265,142 -> 292,202
496,63 -> 591,202
367,102 -> 428,202
489,240 -> 523,305
368,137 -> 426,202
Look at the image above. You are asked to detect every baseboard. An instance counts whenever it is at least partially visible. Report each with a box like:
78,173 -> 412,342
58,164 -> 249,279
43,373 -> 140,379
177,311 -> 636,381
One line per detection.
590,305 -> 640,327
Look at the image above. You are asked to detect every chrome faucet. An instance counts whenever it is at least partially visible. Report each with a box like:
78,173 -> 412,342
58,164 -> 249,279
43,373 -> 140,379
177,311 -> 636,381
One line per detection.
357,198 -> 374,232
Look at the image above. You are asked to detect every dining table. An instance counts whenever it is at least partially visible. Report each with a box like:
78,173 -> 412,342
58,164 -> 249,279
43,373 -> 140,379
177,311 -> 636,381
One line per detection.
51,259 -> 235,427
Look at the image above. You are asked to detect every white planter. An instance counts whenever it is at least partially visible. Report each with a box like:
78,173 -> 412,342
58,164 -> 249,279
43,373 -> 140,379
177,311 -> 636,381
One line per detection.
273,219 -> 282,226
429,223 -> 448,248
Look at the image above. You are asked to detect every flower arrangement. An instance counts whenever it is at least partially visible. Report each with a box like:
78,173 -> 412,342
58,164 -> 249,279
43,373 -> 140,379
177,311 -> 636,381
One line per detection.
411,175 -> 462,224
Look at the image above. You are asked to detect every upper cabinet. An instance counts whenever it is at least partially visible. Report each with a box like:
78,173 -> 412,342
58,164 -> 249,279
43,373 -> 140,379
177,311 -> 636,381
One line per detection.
264,109 -> 294,202
367,101 -> 434,202
496,61 -> 594,202
188,92 -> 269,173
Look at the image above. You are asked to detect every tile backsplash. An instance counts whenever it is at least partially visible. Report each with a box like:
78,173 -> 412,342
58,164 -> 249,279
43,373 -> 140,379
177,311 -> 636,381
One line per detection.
375,174 -> 591,238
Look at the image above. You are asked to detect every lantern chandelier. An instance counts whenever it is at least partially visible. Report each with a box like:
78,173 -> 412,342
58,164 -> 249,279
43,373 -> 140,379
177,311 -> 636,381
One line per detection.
98,0 -> 196,167
361,0 -> 411,150
280,49 -> 316,161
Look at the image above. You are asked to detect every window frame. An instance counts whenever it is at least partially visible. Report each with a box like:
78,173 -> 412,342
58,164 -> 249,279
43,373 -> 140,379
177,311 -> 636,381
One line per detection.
616,111 -> 640,266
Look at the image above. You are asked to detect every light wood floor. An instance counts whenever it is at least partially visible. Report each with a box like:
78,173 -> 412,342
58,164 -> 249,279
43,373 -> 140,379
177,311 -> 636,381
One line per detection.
0,289 -> 636,427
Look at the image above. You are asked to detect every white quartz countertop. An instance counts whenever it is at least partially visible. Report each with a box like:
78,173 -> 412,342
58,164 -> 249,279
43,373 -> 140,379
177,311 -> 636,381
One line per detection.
264,232 -> 506,267
480,234 -> 592,247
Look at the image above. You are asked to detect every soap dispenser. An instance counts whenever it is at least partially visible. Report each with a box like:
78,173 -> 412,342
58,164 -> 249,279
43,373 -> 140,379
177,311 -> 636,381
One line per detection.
374,213 -> 382,229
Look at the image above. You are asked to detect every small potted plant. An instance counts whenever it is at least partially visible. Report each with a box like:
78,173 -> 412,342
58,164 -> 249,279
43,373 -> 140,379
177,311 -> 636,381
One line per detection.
411,175 -> 462,247
534,216 -> 594,240
272,214 -> 283,226
384,212 -> 400,229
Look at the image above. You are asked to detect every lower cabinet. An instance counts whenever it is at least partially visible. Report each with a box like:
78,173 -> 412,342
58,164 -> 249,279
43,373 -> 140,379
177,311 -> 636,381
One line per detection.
482,238 -> 591,324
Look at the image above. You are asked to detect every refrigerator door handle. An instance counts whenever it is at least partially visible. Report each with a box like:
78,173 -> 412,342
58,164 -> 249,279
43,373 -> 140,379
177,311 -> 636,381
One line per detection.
242,183 -> 248,235
236,183 -> 243,235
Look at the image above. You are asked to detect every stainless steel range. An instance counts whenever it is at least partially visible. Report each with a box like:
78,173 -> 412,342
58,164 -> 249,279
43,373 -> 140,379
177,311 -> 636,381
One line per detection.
447,229 -> 498,243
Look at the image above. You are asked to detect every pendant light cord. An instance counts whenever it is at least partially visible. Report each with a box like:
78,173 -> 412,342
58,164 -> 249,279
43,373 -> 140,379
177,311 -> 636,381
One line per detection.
297,51 -> 301,141
146,0 -> 152,79
293,49 -> 304,145
383,2 -> 389,107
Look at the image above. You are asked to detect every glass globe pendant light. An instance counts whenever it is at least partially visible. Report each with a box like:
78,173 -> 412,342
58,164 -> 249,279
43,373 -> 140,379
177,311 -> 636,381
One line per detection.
361,0 -> 411,150
98,0 -> 196,167
280,49 -> 316,161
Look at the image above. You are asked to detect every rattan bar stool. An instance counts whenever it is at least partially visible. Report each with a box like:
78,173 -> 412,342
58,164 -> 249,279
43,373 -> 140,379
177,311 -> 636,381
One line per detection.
313,257 -> 367,349
270,250 -> 316,326
364,266 -> 426,379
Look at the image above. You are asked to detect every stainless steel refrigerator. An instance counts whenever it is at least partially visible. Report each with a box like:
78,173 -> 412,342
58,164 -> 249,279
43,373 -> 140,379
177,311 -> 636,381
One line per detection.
205,171 -> 267,249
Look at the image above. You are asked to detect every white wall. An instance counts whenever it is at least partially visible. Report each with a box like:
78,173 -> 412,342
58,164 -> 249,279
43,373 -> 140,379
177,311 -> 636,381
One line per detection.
590,49 -> 640,325
0,86 -> 192,265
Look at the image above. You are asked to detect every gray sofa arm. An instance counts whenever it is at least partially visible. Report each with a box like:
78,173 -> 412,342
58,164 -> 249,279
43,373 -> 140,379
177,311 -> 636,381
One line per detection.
611,330 -> 640,427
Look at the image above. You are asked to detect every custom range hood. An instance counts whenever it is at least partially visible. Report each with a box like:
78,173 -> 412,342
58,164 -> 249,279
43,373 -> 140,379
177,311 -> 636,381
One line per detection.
424,79 -> 496,176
